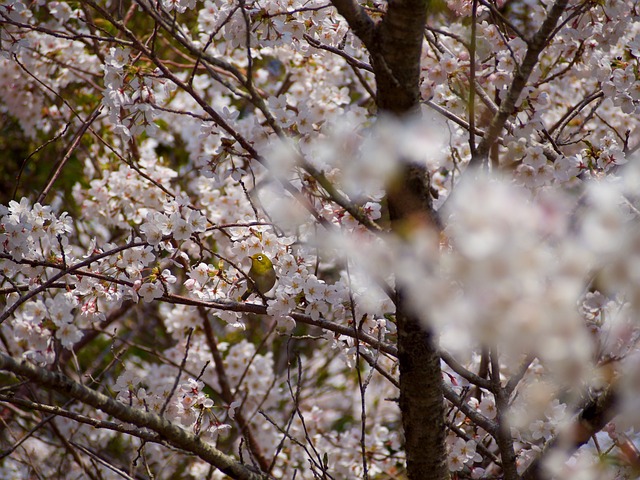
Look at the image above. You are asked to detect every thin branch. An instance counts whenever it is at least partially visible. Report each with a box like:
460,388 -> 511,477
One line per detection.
348,265 -> 370,480
304,34 -> 373,72
490,347 -> 518,480
13,122 -> 72,201
446,419 -> 501,464
37,106 -> 103,204
159,328 -> 194,417
425,99 -> 486,136
521,387 -> 618,480
201,311 -> 270,472
50,421 -> 101,480
0,353 -> 268,480
505,354 -> 535,396
0,14 -> 134,47
329,0 -> 376,50
471,0 -> 570,167
0,249 -> 396,357
478,0 -> 527,41
0,395 -> 169,447
69,441 -> 136,480
549,90 -> 603,138
468,0 -> 478,158
0,240 -> 147,325
440,349 -> 494,392
359,350 -> 399,388
442,381 -> 498,436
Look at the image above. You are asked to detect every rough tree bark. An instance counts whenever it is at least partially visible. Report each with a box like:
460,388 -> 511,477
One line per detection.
387,164 -> 447,480
330,0 -> 448,478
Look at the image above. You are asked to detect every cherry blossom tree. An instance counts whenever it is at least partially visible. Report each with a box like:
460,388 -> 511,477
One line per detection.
1,0 -> 640,479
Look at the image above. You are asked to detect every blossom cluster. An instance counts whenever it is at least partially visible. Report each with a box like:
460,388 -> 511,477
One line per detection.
3,0 -> 640,479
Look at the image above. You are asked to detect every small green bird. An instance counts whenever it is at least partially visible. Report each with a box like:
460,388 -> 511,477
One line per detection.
241,253 -> 276,300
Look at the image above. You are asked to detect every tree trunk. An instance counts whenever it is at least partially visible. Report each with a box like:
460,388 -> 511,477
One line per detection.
374,0 -> 448,476
388,163 -> 448,480
330,0 -> 448,476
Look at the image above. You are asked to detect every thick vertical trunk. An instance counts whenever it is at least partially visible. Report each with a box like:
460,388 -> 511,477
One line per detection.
395,299 -> 448,479
373,0 -> 448,475
388,164 -> 448,480
330,0 -> 448,477
373,0 -> 427,113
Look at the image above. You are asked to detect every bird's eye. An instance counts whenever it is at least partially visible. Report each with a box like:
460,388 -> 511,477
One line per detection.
257,255 -> 263,261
